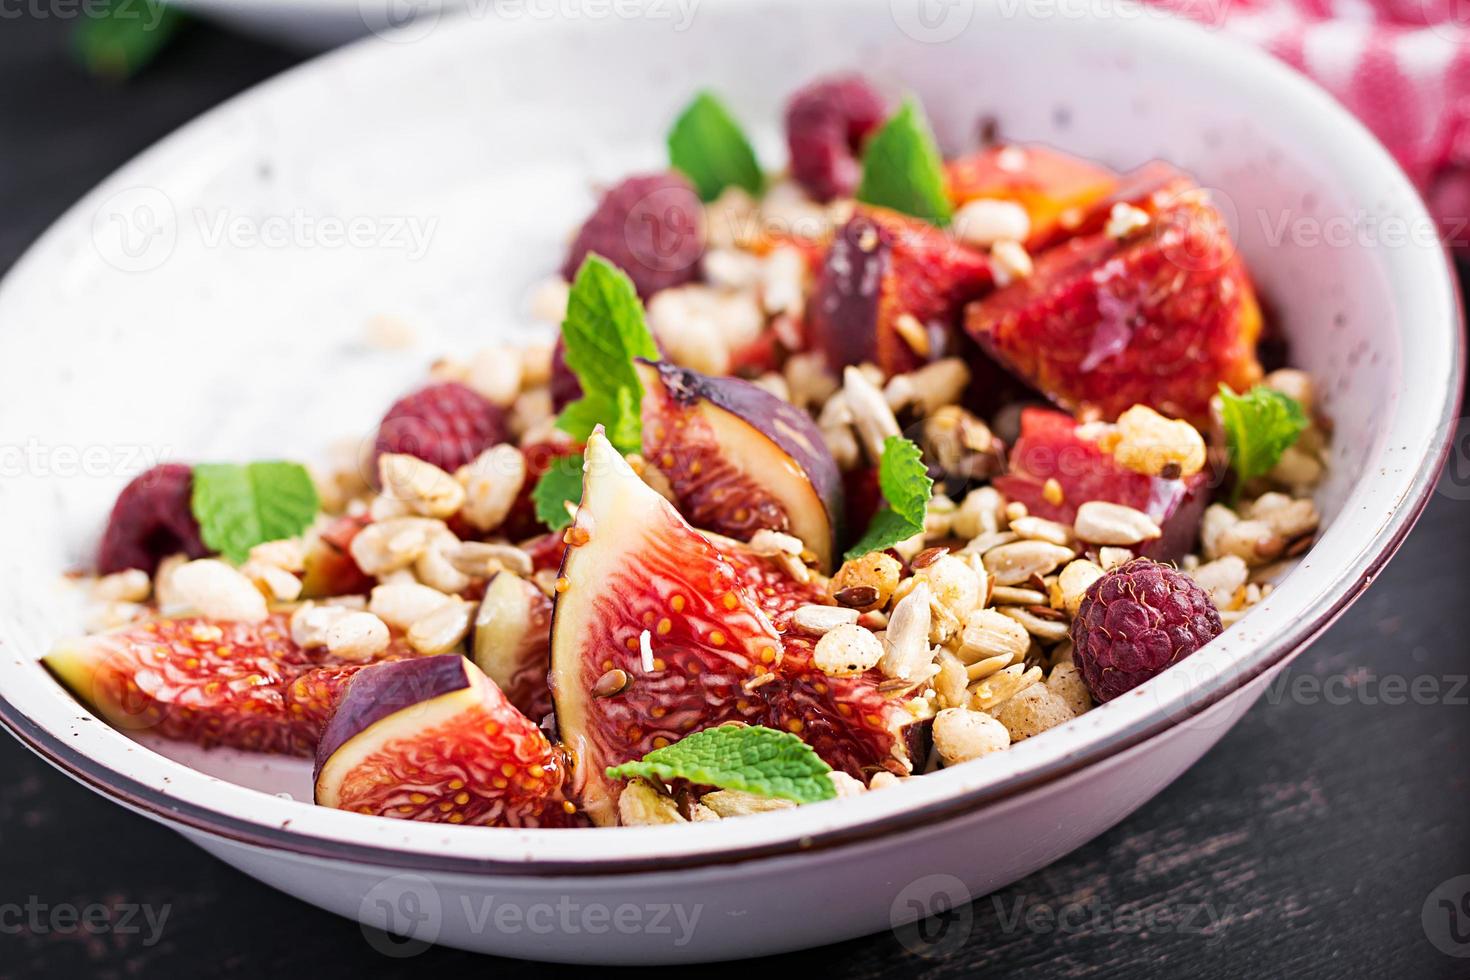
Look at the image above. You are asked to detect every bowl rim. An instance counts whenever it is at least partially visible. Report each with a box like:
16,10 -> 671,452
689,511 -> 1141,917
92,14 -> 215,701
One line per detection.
0,0 -> 1462,877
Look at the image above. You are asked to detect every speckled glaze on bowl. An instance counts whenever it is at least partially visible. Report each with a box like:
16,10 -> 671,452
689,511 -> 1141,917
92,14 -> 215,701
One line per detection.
0,0 -> 1459,963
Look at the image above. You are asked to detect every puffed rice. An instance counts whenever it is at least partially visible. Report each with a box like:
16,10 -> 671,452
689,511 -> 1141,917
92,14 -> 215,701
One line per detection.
378,453 -> 465,520
932,707 -> 1011,765
813,623 -> 886,676
166,559 -> 268,622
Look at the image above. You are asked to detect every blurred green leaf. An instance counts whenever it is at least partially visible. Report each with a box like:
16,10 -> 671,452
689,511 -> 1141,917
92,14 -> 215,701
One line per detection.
72,0 -> 186,81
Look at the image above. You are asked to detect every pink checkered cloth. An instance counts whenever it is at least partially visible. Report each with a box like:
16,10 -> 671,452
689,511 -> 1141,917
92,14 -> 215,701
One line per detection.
1152,0 -> 1470,251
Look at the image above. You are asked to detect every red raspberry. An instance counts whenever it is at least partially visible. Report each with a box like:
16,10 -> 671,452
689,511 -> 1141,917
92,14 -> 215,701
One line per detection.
560,173 -> 704,299
785,74 -> 887,203
1069,558 -> 1222,703
373,382 -> 506,476
97,463 -> 209,575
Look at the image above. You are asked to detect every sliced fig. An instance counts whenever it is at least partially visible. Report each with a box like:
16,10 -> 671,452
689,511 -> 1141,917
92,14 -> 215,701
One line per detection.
472,572 -> 554,723
315,656 -> 580,827
995,408 -> 1208,561
808,207 -> 993,377
551,430 -> 924,825
637,359 -> 842,571
964,193 -> 1263,425
43,614 -> 408,755
946,144 -> 1119,248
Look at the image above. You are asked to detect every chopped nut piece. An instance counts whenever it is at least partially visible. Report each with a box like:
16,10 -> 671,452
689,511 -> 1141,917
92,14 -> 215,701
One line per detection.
700,789 -> 796,818
933,650 -> 971,709
248,538 -> 307,573
466,346 -> 524,406
1097,547 -> 1134,570
377,453 -> 466,520
322,611 -> 391,662
240,559 -> 304,603
990,239 -> 1033,286
1073,501 -> 1162,546
933,707 -> 1011,765
407,597 -> 474,654
958,608 -> 1031,665
958,487 -> 1005,540
982,540 -> 1076,586
912,555 -> 984,643
791,604 -> 862,634
348,517 -> 446,576
94,569 -> 150,603
1188,555 -> 1249,610
165,559 -> 268,622
619,779 -> 687,825
814,623 -> 885,677
842,366 -> 902,464
1215,518 -> 1284,566
1009,515 -> 1074,547
1104,202 -> 1151,239
527,277 -> 570,324
880,582 -> 933,680
748,528 -> 805,557
1248,492 -> 1320,540
971,664 -> 1043,711
1263,368 -> 1315,414
369,581 -> 453,631
445,541 -> 534,578
828,771 -> 867,798
1056,559 -> 1105,617
953,198 -> 1032,247
990,585 -> 1047,606
456,444 -> 527,533
999,605 -> 1070,643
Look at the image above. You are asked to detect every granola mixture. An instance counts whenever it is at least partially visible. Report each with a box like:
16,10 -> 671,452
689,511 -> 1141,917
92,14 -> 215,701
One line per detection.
51,74 -> 1327,828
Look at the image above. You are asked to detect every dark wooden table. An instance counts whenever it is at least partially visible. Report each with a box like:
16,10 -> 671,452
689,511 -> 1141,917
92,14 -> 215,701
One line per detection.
3,14 -> 1468,979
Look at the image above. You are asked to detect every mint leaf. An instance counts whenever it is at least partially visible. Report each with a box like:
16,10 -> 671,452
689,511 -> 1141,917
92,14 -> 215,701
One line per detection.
605,725 -> 836,804
845,436 -> 933,560
531,453 -> 585,533
1219,384 -> 1308,505
668,90 -> 765,202
191,462 -> 319,564
72,0 -> 185,81
856,97 -> 952,227
555,255 -> 660,454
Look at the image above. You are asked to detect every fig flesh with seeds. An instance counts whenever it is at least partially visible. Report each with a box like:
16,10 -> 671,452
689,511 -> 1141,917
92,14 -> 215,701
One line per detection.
637,358 -> 843,571
315,655 -> 581,827
44,613 -> 411,756
550,430 -> 926,826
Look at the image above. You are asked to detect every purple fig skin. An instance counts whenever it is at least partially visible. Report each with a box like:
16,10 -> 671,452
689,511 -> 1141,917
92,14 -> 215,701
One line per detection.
639,359 -> 845,544
807,213 -> 891,372
313,655 -> 471,782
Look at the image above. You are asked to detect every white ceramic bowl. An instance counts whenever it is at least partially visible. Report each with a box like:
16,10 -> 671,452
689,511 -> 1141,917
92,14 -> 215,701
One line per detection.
0,0 -> 1460,963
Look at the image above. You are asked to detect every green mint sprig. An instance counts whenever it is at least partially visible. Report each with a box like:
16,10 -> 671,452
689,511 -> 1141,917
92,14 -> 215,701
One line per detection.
554,255 -> 660,454
606,725 -> 836,804
844,436 -> 933,560
856,97 -> 952,227
191,462 -> 319,564
668,90 -> 765,202
1218,383 -> 1308,505
530,453 -> 585,533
